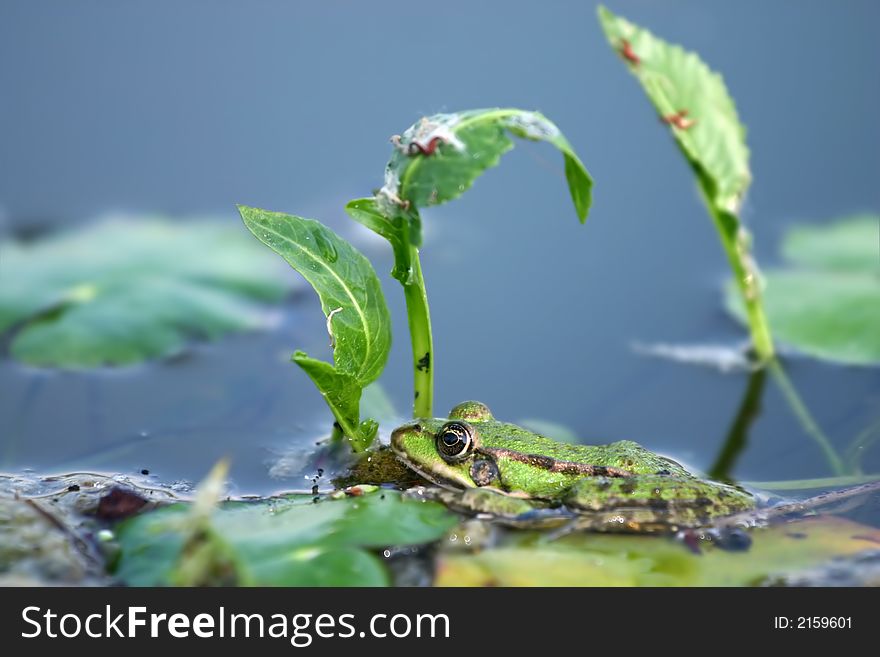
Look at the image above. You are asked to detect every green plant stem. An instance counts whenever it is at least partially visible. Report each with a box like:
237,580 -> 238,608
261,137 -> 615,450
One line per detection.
403,246 -> 434,418
768,358 -> 845,476
700,194 -> 775,362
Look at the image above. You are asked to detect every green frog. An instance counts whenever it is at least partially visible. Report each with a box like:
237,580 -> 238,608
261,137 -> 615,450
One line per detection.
391,401 -> 755,533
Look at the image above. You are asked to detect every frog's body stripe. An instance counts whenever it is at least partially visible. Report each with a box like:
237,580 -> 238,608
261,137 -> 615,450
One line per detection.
477,447 -> 633,478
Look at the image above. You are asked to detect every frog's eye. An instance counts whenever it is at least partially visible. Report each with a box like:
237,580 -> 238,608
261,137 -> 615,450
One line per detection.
436,421 -> 475,463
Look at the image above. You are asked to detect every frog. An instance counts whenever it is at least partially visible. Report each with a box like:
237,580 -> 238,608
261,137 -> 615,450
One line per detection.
391,401 -> 755,533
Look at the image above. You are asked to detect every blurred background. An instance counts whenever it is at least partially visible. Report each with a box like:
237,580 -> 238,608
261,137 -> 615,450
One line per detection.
1,0 -> 878,494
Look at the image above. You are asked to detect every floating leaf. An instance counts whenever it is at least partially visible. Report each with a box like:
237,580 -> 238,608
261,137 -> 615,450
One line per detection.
0,217 -> 294,368
380,109 -> 592,222
517,418 -> 580,444
436,517 -> 880,586
114,489 -> 456,586
726,216 -> 880,366
239,206 -> 392,449
599,5 -> 774,360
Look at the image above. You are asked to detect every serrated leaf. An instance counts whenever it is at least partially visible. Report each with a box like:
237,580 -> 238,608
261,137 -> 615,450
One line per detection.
113,489 -> 456,587
726,216 -> 880,366
0,217 -> 293,368
436,517 -> 880,586
238,206 -> 391,449
381,108 -> 592,222
782,214 -> 879,271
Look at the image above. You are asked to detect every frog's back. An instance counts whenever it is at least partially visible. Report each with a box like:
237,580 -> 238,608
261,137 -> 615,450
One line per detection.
476,420 -> 692,477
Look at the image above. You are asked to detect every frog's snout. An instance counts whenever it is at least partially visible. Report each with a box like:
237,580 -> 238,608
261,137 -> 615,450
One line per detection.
390,422 -> 422,455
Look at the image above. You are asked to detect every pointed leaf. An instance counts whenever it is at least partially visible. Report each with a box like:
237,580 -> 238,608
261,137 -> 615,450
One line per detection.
238,206 -> 392,448
782,214 -> 879,271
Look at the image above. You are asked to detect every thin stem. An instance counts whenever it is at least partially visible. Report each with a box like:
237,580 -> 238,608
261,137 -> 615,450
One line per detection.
768,358 -> 845,476
701,197 -> 775,362
844,416 -> 880,474
403,246 -> 434,418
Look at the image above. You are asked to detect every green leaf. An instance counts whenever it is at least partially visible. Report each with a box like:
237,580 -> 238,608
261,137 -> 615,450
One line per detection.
598,6 -> 749,213
238,206 -> 392,449
727,216 -> 880,366
0,218 -> 294,368
345,197 -> 421,285
381,108 -> 592,222
113,490 -> 456,587
599,5 -> 775,360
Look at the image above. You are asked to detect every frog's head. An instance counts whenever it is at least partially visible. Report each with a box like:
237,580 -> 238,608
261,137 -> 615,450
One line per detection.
391,401 -> 496,489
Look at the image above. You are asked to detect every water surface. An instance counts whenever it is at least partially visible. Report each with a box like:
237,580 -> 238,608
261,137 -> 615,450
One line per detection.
1,1 -> 878,513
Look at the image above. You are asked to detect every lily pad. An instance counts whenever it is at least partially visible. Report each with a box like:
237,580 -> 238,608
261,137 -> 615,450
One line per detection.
435,517 -> 880,586
726,215 -> 880,366
0,217 -> 294,368
113,489 -> 456,586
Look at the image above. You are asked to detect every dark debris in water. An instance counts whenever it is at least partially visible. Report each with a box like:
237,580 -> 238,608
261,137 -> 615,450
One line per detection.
96,487 -> 149,521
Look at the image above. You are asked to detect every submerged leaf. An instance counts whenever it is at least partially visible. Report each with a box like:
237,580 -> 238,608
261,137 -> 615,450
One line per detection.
238,206 -> 392,449
436,517 -> 880,587
0,217 -> 294,368
114,489 -> 456,587
380,109 -> 592,222
727,216 -> 880,366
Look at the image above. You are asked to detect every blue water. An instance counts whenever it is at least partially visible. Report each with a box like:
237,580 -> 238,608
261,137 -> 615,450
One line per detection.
1,1 -> 878,495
